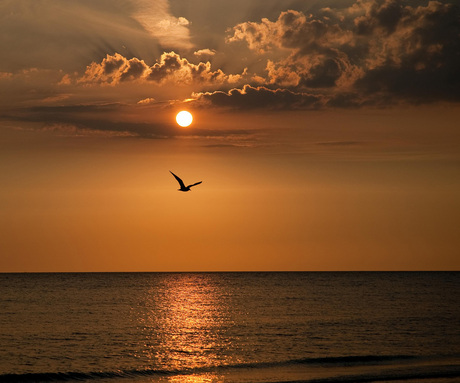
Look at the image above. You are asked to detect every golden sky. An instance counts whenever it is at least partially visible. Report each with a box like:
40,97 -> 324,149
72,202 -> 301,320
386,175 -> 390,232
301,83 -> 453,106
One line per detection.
1,0 -> 460,271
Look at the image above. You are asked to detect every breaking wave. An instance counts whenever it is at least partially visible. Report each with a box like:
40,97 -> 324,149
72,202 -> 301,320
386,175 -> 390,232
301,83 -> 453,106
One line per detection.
2,354 -> 459,382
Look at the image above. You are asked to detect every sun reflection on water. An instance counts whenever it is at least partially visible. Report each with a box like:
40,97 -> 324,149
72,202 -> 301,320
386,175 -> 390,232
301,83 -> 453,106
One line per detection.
135,273 -> 234,379
157,373 -> 221,383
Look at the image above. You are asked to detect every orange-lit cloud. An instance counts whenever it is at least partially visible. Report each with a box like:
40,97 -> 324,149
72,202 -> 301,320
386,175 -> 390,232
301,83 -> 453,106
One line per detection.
78,52 -> 246,87
193,49 -> 217,58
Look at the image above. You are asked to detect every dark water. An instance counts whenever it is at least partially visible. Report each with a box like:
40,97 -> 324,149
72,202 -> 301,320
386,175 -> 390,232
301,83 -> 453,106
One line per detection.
0,272 -> 459,382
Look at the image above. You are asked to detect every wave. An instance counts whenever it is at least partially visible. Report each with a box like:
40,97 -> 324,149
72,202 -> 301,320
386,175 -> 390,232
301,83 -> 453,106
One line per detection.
281,365 -> 460,383
230,354 -> 418,369
2,354 -> 459,382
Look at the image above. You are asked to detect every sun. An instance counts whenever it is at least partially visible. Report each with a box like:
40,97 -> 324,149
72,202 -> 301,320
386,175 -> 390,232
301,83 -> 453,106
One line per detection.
176,111 -> 193,127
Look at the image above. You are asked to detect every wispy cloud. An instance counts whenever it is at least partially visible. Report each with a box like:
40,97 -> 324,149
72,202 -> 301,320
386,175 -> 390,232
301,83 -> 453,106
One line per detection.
3,103 -> 255,140
131,0 -> 193,50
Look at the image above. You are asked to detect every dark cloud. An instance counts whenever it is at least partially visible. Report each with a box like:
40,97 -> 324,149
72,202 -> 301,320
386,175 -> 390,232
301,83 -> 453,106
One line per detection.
354,0 -> 405,35
226,0 -> 460,106
193,85 -> 323,110
355,1 -> 460,102
326,92 -> 366,108
2,103 -> 253,139
302,58 -> 344,88
2,103 -> 161,138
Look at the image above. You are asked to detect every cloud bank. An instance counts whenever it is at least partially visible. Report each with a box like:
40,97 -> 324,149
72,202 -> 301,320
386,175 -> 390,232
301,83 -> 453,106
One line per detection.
1,0 -> 459,116
193,85 -> 323,110
79,52 -> 245,87
4,103 -> 253,140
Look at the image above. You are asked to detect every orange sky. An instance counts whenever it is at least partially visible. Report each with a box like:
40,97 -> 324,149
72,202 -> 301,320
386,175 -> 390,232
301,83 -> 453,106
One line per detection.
1,0 -> 460,271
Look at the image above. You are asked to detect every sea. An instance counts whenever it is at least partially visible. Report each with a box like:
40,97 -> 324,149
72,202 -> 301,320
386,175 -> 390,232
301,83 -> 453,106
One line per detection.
0,272 -> 459,383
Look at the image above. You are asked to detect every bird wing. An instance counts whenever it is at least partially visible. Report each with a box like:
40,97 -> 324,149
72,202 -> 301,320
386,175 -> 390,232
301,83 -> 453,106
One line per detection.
170,171 -> 186,189
188,181 -> 202,188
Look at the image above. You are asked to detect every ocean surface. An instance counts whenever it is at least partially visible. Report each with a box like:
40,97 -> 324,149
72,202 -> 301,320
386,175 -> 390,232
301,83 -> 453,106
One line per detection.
0,272 -> 459,383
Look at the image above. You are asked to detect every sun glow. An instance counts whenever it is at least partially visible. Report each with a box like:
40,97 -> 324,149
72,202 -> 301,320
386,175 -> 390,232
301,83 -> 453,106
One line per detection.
176,111 -> 193,127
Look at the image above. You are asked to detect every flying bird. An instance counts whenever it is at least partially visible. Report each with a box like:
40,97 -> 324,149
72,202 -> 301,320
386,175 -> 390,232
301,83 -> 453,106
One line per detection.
170,171 -> 202,192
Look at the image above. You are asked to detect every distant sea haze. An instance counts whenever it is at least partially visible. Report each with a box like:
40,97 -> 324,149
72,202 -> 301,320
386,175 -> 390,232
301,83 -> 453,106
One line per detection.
1,272 -> 459,382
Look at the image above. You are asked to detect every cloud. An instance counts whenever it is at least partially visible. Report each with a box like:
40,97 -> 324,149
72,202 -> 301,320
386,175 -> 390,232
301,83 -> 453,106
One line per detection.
38,123 -> 137,138
228,9 -> 348,54
3,103 -> 254,140
354,0 -> 460,102
79,51 -> 246,87
3,0 -> 459,113
227,9 -> 364,92
2,103 -> 161,138
0,68 -> 71,107
0,72 -> 13,80
79,53 -> 149,85
137,97 -> 156,105
226,1 -> 460,104
0,0 -> 167,73
131,0 -> 193,50
194,49 -> 217,57
192,85 -> 323,110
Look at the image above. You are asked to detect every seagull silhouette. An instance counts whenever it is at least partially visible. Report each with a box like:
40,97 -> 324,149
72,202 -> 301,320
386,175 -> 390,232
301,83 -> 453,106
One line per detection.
170,171 -> 202,192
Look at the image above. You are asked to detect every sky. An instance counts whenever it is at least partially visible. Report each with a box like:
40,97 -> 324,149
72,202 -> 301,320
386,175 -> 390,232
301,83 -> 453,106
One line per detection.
1,0 -> 459,272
